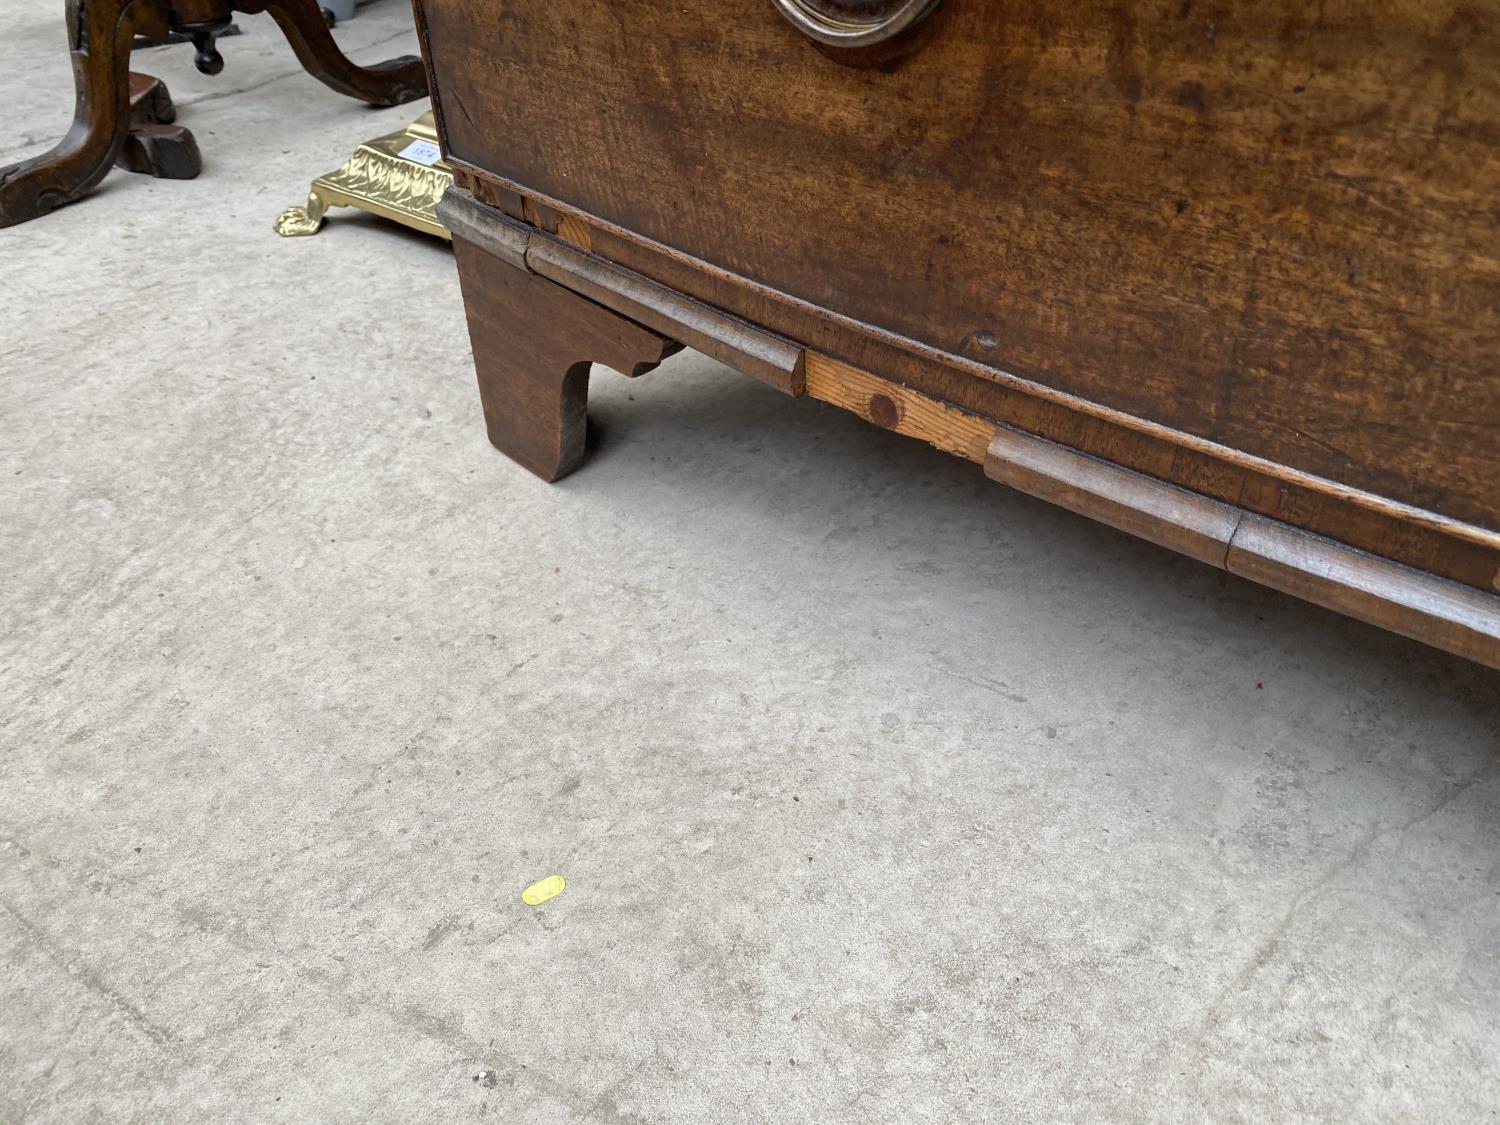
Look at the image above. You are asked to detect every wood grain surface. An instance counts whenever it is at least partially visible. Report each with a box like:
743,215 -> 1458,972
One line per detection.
985,429 -> 1500,667
1227,515 -> 1500,669
805,352 -> 994,463
420,0 -> 1500,537
440,188 -> 806,394
984,426 -> 1243,567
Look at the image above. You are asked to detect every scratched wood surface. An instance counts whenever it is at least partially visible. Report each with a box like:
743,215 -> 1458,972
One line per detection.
419,0 -> 1500,535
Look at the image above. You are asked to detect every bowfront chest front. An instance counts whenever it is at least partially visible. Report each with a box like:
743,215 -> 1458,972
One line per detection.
416,0 -> 1500,668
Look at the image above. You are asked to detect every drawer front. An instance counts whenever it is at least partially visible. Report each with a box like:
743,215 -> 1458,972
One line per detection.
421,0 -> 1500,532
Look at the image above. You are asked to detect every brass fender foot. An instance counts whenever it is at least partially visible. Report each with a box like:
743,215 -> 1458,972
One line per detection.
274,189 -> 329,236
273,111 -> 452,239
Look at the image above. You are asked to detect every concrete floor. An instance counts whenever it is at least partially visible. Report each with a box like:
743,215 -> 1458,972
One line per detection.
2,2 -> 1499,1121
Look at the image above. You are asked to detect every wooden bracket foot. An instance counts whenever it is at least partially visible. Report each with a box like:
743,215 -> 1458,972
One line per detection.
450,237 -> 680,481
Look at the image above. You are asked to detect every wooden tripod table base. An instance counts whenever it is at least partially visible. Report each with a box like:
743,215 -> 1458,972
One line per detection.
0,0 -> 428,228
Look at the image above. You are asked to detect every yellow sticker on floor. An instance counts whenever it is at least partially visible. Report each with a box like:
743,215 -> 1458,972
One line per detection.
521,875 -> 566,906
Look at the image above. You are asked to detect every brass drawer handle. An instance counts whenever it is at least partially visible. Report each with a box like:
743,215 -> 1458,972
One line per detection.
771,0 -> 942,47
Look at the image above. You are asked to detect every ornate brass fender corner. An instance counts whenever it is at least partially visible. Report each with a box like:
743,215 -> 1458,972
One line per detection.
275,110 -> 452,240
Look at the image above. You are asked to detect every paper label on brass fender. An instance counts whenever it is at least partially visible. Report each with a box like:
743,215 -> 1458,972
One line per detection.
398,139 -> 443,166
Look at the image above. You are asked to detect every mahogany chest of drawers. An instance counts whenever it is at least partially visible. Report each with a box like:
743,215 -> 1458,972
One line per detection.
416,0 -> 1500,667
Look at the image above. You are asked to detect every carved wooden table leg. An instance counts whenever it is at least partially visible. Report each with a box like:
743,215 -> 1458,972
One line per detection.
450,237 -> 681,481
0,0 -> 172,228
2,0 -> 429,226
235,0 -> 427,106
